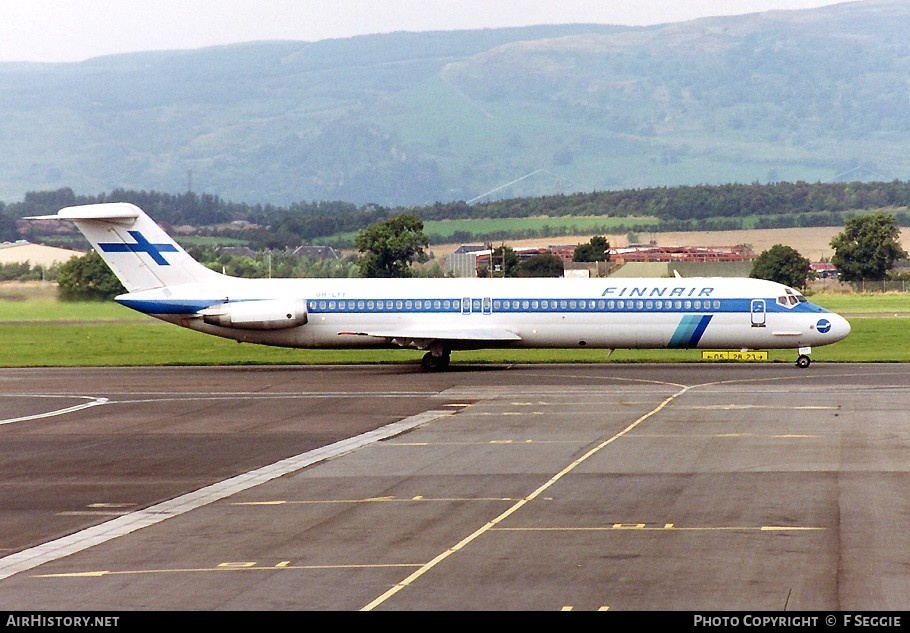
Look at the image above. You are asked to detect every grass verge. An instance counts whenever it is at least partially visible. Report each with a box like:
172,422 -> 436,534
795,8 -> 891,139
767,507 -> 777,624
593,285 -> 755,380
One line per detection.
0,300 -> 904,367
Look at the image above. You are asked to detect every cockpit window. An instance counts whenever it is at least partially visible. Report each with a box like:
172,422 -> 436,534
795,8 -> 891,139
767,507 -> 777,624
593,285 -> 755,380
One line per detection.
776,288 -> 806,308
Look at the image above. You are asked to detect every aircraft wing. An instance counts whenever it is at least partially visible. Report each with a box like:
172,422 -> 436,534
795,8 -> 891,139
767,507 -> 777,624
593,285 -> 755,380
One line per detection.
338,326 -> 521,349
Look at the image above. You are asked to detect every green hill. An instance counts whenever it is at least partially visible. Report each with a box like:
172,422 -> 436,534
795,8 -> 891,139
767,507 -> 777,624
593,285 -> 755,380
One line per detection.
0,1 -> 907,207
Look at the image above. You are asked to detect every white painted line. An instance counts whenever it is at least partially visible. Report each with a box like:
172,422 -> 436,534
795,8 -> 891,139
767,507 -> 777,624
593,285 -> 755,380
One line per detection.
0,397 -> 109,425
0,409 -> 453,581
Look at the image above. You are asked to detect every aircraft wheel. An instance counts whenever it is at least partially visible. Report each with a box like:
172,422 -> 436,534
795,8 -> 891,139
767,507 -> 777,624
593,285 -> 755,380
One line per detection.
421,351 -> 450,371
796,354 -> 811,369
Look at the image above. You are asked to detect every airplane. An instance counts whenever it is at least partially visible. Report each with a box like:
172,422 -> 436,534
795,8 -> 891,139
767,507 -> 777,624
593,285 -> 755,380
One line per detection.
29,202 -> 851,370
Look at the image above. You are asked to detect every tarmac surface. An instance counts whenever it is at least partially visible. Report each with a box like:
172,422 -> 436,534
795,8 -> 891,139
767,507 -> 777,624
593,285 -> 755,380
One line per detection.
0,362 -> 908,612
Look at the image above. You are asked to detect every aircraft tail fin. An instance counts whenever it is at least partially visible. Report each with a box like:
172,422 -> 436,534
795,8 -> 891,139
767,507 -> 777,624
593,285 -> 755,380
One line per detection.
28,202 -> 221,293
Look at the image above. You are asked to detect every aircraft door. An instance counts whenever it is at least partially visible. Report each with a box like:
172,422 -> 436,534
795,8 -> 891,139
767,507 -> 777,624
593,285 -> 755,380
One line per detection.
751,299 -> 766,327
463,298 -> 491,315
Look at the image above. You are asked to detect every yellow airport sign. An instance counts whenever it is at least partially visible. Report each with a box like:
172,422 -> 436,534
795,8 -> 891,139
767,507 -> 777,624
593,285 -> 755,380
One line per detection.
701,351 -> 768,362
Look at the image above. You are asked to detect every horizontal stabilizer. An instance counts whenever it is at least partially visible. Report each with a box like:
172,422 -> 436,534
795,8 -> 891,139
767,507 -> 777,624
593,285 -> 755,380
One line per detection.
27,204 -> 142,222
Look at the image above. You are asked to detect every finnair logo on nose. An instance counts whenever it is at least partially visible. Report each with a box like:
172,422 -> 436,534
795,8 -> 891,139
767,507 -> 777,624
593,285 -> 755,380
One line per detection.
816,319 -> 832,334
98,231 -> 179,265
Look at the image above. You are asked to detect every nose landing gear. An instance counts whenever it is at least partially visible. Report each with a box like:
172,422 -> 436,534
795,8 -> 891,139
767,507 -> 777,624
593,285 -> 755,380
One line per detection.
795,346 -> 812,368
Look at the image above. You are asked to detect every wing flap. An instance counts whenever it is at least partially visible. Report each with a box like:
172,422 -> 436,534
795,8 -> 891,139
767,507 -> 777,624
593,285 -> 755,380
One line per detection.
338,327 -> 521,342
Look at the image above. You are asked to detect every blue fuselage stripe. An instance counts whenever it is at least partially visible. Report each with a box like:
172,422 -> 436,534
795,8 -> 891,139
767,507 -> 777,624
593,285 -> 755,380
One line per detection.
118,296 -> 829,318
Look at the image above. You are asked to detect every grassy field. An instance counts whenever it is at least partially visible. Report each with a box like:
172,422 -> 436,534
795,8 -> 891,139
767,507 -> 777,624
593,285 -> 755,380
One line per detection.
421,216 -> 661,240
0,291 -> 907,367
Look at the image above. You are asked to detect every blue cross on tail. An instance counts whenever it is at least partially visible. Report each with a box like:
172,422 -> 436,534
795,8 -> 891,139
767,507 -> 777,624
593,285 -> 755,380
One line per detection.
98,231 -> 179,265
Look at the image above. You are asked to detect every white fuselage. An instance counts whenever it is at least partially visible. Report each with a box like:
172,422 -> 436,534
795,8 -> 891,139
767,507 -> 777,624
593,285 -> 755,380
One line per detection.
117,275 -> 851,352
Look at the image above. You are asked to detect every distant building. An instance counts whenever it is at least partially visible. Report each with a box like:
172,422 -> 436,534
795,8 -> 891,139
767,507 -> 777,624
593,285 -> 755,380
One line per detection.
448,244 -> 582,277
445,244 -> 487,277
218,246 -> 256,258
564,261 -> 616,278
293,245 -> 340,260
0,241 -> 85,267
810,262 -> 838,279
546,245 -> 578,262
610,243 -> 755,263
447,241 -> 758,278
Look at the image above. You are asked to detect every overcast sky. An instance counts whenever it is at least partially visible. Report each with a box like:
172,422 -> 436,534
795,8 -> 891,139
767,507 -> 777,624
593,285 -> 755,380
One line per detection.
0,0 -> 851,63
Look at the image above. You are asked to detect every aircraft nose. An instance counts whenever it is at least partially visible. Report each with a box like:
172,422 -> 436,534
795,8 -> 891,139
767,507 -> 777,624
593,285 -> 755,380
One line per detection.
826,313 -> 851,341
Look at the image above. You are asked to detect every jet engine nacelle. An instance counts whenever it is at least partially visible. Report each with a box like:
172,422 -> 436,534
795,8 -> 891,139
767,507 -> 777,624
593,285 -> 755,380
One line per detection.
199,299 -> 308,330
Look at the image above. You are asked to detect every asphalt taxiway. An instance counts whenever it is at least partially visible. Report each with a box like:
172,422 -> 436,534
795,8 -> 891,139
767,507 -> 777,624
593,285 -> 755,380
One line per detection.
0,363 -> 908,611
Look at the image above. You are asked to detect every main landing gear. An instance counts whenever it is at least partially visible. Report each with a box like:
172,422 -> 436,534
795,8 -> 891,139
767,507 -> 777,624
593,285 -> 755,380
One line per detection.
421,349 -> 451,371
796,354 -> 811,368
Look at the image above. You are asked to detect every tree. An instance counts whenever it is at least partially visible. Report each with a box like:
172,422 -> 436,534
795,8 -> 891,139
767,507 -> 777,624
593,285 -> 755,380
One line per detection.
573,235 -> 611,262
354,214 -> 429,278
830,212 -> 908,281
56,250 -> 125,301
749,244 -> 811,289
515,253 -> 565,277
0,209 -> 18,242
